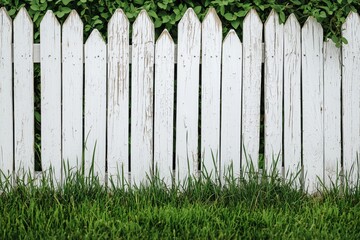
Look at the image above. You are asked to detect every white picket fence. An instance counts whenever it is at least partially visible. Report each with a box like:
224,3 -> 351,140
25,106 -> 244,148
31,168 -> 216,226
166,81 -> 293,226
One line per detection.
0,7 -> 359,192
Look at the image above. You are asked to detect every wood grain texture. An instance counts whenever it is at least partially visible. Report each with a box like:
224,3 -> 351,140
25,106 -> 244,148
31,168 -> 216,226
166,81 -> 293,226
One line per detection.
264,10 -> 283,174
84,30 -> 107,184
302,17 -> 324,193
13,8 -> 34,179
154,29 -> 175,186
242,9 -> 263,172
220,30 -> 242,181
323,40 -> 341,188
342,12 -> 360,186
175,8 -> 201,183
107,9 -> 130,187
283,14 -> 301,185
62,10 -> 84,176
131,10 -> 155,186
201,8 -> 222,180
0,8 -> 13,180
40,10 -> 62,183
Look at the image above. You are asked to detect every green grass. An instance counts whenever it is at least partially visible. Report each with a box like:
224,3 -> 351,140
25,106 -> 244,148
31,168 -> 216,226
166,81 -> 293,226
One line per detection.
1,167 -> 360,239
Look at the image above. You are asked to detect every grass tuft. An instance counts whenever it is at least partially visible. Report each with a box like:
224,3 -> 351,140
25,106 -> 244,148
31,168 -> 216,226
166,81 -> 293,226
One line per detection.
1,162 -> 360,239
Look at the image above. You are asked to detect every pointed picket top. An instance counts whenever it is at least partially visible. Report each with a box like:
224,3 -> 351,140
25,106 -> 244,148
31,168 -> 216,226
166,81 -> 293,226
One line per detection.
133,9 -> 154,29
303,16 -> 323,32
108,8 -> 129,28
342,11 -> 360,33
0,7 -> 11,23
265,9 -> 280,26
285,13 -> 300,30
202,7 -> 221,29
63,10 -> 83,28
85,29 -> 105,45
14,7 -> 32,23
179,8 -> 201,27
156,29 -> 174,45
223,29 -> 241,44
244,8 -> 262,26
40,10 -> 60,28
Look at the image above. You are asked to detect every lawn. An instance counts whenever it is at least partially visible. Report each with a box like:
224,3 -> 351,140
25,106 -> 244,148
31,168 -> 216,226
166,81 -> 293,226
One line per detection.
1,169 -> 360,239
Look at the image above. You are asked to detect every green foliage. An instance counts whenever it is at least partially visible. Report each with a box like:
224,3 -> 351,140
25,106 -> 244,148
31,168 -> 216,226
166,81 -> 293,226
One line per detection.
1,0 -> 359,45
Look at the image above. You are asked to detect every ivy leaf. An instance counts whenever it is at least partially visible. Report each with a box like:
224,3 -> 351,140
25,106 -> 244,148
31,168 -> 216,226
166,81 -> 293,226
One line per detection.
231,19 -> 241,29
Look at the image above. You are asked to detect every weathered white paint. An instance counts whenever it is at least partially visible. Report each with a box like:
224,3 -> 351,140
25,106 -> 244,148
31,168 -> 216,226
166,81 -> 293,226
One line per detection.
62,10 -> 83,176
176,8 -> 201,183
302,17 -> 324,193
40,10 -> 62,183
220,30 -> 242,181
84,30 -> 106,184
13,8 -> 34,179
342,12 -> 360,186
107,9 -> 130,187
131,10 -> 155,186
154,29 -> 175,186
242,9 -> 263,172
323,40 -> 341,188
0,8 -> 13,180
264,10 -> 283,174
201,8 -> 222,180
283,14 -> 301,185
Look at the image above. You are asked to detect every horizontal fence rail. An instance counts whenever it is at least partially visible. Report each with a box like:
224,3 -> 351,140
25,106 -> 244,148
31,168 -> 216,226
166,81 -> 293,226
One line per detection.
1,7 -> 360,193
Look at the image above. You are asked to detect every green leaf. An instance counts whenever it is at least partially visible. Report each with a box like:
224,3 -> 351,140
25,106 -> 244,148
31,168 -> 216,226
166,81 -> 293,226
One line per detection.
30,5 -> 40,11
224,13 -> 235,21
331,35 -> 339,43
62,0 -> 71,5
35,112 -> 41,123
235,10 -> 248,17
194,6 -> 201,14
230,19 -> 241,29
279,11 -> 285,23
148,10 -> 158,19
154,19 -> 162,28
158,2 -> 167,9
341,36 -> 348,44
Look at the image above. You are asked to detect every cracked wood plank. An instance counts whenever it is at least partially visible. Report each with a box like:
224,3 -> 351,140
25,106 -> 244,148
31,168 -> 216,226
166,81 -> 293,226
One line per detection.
0,8 -> 13,181
107,9 -> 130,187
220,30 -> 242,181
131,10 -> 155,186
14,8 -> 34,179
40,10 -> 62,183
84,30 -> 106,184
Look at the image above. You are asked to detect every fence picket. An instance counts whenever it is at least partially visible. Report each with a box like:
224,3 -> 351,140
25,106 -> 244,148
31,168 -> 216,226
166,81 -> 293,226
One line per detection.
302,17 -> 324,193
0,8 -> 13,180
176,8 -> 201,183
323,40 -> 341,188
154,30 -> 175,186
201,8 -> 222,179
13,8 -> 34,179
342,12 -> 360,187
283,14 -> 301,185
40,10 -> 61,182
84,30 -> 106,184
62,11 -> 83,176
264,10 -> 283,174
242,9 -> 263,171
131,10 -> 155,186
220,30 -> 242,180
107,9 -> 130,187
